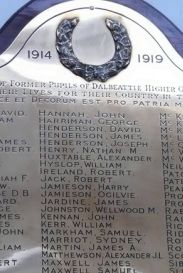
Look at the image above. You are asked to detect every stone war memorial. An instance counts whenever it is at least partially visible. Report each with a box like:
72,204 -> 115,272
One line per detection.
0,0 -> 182,273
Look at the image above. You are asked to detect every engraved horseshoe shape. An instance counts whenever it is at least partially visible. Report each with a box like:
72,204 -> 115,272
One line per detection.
56,18 -> 132,82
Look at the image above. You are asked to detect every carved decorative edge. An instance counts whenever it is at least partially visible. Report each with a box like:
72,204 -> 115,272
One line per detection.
56,18 -> 132,82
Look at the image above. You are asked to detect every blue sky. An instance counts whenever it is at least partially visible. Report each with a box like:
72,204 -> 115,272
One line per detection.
0,0 -> 182,31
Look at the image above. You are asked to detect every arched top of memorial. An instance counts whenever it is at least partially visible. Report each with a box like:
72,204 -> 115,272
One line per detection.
0,0 -> 183,56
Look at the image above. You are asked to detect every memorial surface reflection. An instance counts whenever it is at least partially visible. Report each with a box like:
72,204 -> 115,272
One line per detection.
0,1 -> 183,273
